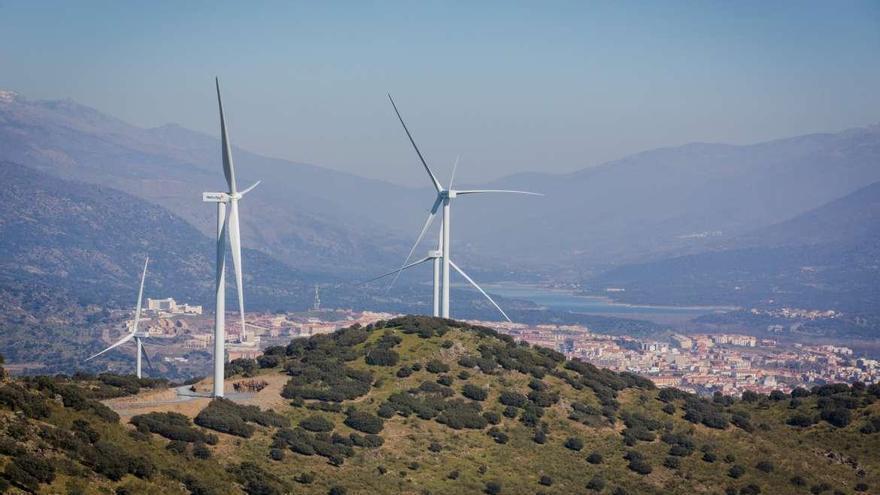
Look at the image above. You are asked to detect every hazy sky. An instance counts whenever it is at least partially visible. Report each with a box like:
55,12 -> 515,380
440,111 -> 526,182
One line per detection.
1,1 -> 879,186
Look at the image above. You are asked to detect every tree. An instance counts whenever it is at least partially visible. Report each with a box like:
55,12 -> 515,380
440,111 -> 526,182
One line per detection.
820,408 -> 852,428
729,465 -> 746,479
586,452 -> 603,464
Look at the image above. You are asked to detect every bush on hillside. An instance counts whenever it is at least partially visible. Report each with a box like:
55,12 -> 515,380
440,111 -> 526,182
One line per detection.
344,410 -> 384,434
131,412 -> 218,444
462,384 -> 489,401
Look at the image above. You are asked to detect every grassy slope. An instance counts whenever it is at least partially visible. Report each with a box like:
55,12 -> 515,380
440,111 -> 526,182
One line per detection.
1,317 -> 878,494
222,320 -> 880,495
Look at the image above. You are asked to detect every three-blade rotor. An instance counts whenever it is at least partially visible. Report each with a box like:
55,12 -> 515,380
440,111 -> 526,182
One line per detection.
380,95 -> 541,321
86,256 -> 149,362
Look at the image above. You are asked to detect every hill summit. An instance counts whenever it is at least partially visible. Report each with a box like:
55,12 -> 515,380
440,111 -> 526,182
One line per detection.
0,316 -> 878,494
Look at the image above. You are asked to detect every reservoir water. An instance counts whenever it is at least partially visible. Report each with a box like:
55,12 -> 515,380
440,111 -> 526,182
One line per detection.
482,283 -> 733,324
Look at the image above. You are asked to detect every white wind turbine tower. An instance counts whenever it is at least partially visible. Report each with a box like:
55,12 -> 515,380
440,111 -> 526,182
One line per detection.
85,257 -> 153,378
202,78 -> 260,398
384,94 -> 541,321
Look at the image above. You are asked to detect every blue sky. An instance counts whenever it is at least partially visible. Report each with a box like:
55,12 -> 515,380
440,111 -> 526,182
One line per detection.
1,1 -> 878,185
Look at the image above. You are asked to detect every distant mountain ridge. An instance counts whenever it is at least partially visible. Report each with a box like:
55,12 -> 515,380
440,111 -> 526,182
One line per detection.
2,89 -> 879,280
587,182 -> 880,316
463,124 -> 880,271
0,91 -> 415,276
0,161 -> 317,310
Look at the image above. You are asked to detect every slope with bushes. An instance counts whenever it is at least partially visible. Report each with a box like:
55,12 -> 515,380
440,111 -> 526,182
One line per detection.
0,317 -> 879,494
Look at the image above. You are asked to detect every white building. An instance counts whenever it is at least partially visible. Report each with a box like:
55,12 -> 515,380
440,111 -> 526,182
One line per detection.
145,298 -> 202,315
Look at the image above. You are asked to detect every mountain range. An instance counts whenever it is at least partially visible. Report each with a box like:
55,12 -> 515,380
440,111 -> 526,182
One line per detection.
3,90 -> 879,278
1,89 -> 878,334
589,181 -> 880,325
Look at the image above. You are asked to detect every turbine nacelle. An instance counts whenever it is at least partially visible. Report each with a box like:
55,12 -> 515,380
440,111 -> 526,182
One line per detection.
203,192 -> 230,203
203,181 -> 260,203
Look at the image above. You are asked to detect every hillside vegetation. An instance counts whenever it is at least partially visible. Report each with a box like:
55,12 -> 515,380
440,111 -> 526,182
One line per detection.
0,317 -> 878,494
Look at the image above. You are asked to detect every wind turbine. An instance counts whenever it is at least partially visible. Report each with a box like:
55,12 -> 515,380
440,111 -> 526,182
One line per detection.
202,78 -> 260,398
383,94 -> 541,321
86,257 -> 153,378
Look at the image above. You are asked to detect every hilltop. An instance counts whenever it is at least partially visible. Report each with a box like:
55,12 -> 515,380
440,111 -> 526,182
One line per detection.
0,316 -> 878,494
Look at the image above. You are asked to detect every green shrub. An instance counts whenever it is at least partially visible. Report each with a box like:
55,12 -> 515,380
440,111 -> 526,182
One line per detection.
5,453 -> 54,492
131,412 -> 218,444
729,465 -> 746,478
426,360 -> 450,374
499,391 -> 528,408
226,358 -> 258,378
365,348 -> 399,366
195,398 -> 289,438
300,415 -> 334,433
564,437 -> 584,451
462,384 -> 488,401
483,411 -> 501,425
230,461 -> 289,495
344,410 -> 384,434
586,475 -> 605,491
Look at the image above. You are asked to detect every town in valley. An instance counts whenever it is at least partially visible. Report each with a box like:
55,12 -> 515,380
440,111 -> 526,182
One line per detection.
81,294 -> 879,398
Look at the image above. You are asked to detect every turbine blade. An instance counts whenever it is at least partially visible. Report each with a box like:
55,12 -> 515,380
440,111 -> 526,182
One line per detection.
449,260 -> 512,322
240,181 -> 260,196
448,155 -> 460,190
361,257 -> 432,285
139,339 -> 154,373
388,197 -> 442,291
216,78 -> 237,194
85,332 -> 136,362
387,93 -> 443,192
228,200 -> 246,338
454,189 -> 543,196
133,256 -> 149,335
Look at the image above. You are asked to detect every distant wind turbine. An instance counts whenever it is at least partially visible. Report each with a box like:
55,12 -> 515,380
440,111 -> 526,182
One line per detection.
85,257 -> 153,378
202,78 -> 260,398
378,94 -> 542,321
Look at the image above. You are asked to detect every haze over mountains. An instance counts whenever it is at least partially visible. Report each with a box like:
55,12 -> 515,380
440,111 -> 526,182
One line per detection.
1,89 -> 878,323
590,181 -> 880,313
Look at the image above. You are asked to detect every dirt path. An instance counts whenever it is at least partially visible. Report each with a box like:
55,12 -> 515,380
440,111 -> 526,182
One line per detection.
104,372 -> 290,420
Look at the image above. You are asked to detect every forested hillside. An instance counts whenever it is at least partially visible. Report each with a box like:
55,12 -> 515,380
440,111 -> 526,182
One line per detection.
0,317 -> 877,494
